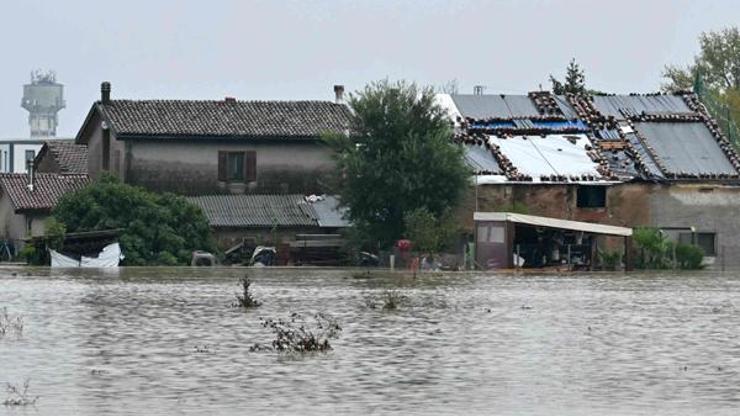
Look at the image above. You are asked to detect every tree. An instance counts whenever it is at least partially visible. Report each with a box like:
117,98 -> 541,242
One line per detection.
52,174 -> 214,265
550,58 -> 587,94
403,207 -> 459,254
325,80 -> 470,249
662,26 -> 739,93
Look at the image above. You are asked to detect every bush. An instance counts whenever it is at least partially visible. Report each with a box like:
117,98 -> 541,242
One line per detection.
233,275 -> 261,308
52,174 -> 215,266
251,313 -> 341,353
675,243 -> 704,270
403,207 -> 459,254
633,227 -> 672,269
3,379 -> 37,407
598,250 -> 622,271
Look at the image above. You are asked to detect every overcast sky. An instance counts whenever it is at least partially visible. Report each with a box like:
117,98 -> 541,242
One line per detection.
1,0 -> 738,137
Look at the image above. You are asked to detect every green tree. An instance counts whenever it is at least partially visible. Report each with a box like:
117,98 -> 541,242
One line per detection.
325,80 -> 470,249
403,207 -> 459,254
662,26 -> 739,93
52,174 -> 214,265
661,27 -> 739,141
550,58 -> 587,94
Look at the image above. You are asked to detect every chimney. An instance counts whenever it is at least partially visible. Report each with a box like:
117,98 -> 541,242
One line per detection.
101,81 -> 111,105
224,96 -> 236,104
333,85 -> 345,104
26,159 -> 35,192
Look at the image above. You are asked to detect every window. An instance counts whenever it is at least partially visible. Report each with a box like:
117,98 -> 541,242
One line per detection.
218,151 -> 256,183
102,129 -> 111,170
678,232 -> 716,256
577,186 -> 606,208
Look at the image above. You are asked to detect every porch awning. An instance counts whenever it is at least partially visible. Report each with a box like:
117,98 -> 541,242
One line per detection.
474,212 -> 632,237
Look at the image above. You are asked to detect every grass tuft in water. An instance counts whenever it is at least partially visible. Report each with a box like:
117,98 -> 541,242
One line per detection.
233,275 -> 262,308
0,307 -> 23,338
3,379 -> 38,407
250,312 -> 342,353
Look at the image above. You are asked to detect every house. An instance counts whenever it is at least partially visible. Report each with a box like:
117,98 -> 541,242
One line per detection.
34,140 -> 88,174
0,172 -> 89,253
187,194 -> 349,264
75,82 -> 352,195
437,91 -> 740,269
0,138 -> 74,173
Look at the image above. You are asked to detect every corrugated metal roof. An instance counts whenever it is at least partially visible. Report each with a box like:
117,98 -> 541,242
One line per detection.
592,95 -> 692,119
633,122 -> 737,176
187,194 -> 315,227
302,195 -> 349,228
463,144 -> 502,174
187,194 -> 349,228
624,132 -> 665,179
450,95 -> 540,119
553,95 -> 579,119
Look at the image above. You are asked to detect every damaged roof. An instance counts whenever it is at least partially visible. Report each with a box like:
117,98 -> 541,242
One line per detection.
186,194 -> 348,228
441,91 -> 740,184
96,99 -> 353,139
0,173 -> 90,213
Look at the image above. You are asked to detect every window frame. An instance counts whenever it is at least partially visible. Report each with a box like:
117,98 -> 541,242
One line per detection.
218,150 -> 257,183
576,185 -> 607,208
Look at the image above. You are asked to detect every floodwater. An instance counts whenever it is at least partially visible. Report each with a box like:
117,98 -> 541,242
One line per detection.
2,268 -> 740,415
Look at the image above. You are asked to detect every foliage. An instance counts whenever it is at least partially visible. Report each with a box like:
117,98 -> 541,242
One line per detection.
52,174 -> 214,266
0,307 -> 24,338
43,217 -> 66,251
632,227 -> 704,270
233,275 -> 261,308
436,79 -> 460,94
550,58 -> 587,94
661,27 -> 739,141
251,313 -> 342,353
364,289 -> 408,310
17,244 -> 39,265
598,250 -> 622,271
403,207 -> 459,254
325,80 -> 470,249
675,243 -> 704,270
3,379 -> 37,407
662,26 -> 739,93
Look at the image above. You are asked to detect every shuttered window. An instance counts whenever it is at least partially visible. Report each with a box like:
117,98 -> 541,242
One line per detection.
218,151 -> 256,183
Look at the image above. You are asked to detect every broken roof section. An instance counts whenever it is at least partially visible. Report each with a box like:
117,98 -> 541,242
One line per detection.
450,94 -> 543,119
463,144 -> 503,174
488,134 -> 607,183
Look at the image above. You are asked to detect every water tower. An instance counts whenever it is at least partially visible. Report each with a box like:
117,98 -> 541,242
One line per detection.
21,70 -> 65,137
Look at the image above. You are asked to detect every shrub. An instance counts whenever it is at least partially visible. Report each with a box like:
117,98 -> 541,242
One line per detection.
633,227 -> 672,269
251,313 -> 341,353
3,379 -> 37,407
233,275 -> 261,308
598,250 -> 622,271
0,308 -> 24,338
675,243 -> 704,270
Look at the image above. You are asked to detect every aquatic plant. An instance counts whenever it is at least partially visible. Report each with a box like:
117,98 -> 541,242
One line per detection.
3,379 -> 38,407
0,307 -> 24,338
365,290 -> 408,310
251,313 -> 342,353
233,275 -> 261,308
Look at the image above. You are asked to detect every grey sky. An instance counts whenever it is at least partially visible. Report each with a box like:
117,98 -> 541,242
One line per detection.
1,0 -> 738,138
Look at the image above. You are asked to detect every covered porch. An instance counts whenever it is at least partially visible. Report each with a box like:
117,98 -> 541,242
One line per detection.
474,212 -> 633,271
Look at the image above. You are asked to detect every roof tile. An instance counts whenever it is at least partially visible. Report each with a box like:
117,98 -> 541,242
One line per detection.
0,173 -> 90,212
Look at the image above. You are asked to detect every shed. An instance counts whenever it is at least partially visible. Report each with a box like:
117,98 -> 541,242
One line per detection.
474,212 -> 632,270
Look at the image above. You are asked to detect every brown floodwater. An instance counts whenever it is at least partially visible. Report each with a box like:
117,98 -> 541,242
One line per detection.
2,267 -> 740,415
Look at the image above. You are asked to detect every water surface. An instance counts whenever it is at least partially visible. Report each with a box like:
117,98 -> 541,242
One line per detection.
2,267 -> 740,415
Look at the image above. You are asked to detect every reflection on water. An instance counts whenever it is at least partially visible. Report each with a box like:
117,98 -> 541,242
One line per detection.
2,267 -> 740,415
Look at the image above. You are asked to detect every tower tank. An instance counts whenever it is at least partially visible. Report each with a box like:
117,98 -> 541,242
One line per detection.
21,70 -> 65,137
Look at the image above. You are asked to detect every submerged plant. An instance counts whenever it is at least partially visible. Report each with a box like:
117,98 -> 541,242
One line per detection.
0,307 -> 24,338
3,379 -> 38,407
251,313 -> 342,353
365,290 -> 408,310
233,275 -> 261,308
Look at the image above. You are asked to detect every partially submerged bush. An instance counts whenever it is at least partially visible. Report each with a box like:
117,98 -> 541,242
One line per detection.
233,275 -> 261,308
675,243 -> 704,270
365,289 -> 408,310
3,379 -> 38,407
251,313 -> 341,353
0,307 -> 23,337
598,250 -> 622,271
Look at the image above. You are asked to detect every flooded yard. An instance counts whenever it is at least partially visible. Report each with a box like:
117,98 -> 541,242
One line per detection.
2,267 -> 740,415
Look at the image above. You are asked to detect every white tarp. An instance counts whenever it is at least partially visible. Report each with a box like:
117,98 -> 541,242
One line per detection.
488,134 -> 604,181
50,243 -> 124,268
474,212 -> 633,237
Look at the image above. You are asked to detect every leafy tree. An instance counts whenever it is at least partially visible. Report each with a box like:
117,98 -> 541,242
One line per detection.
550,58 -> 587,94
662,26 -> 740,142
403,207 -> 459,254
662,26 -> 739,93
52,174 -> 214,265
325,80 -> 470,249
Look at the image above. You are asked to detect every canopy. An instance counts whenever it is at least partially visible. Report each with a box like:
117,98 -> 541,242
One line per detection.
474,212 -> 632,237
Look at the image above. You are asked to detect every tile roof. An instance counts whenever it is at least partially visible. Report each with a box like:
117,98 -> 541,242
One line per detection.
186,194 -> 349,228
42,141 -> 88,174
0,173 -> 90,212
100,99 -> 353,139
